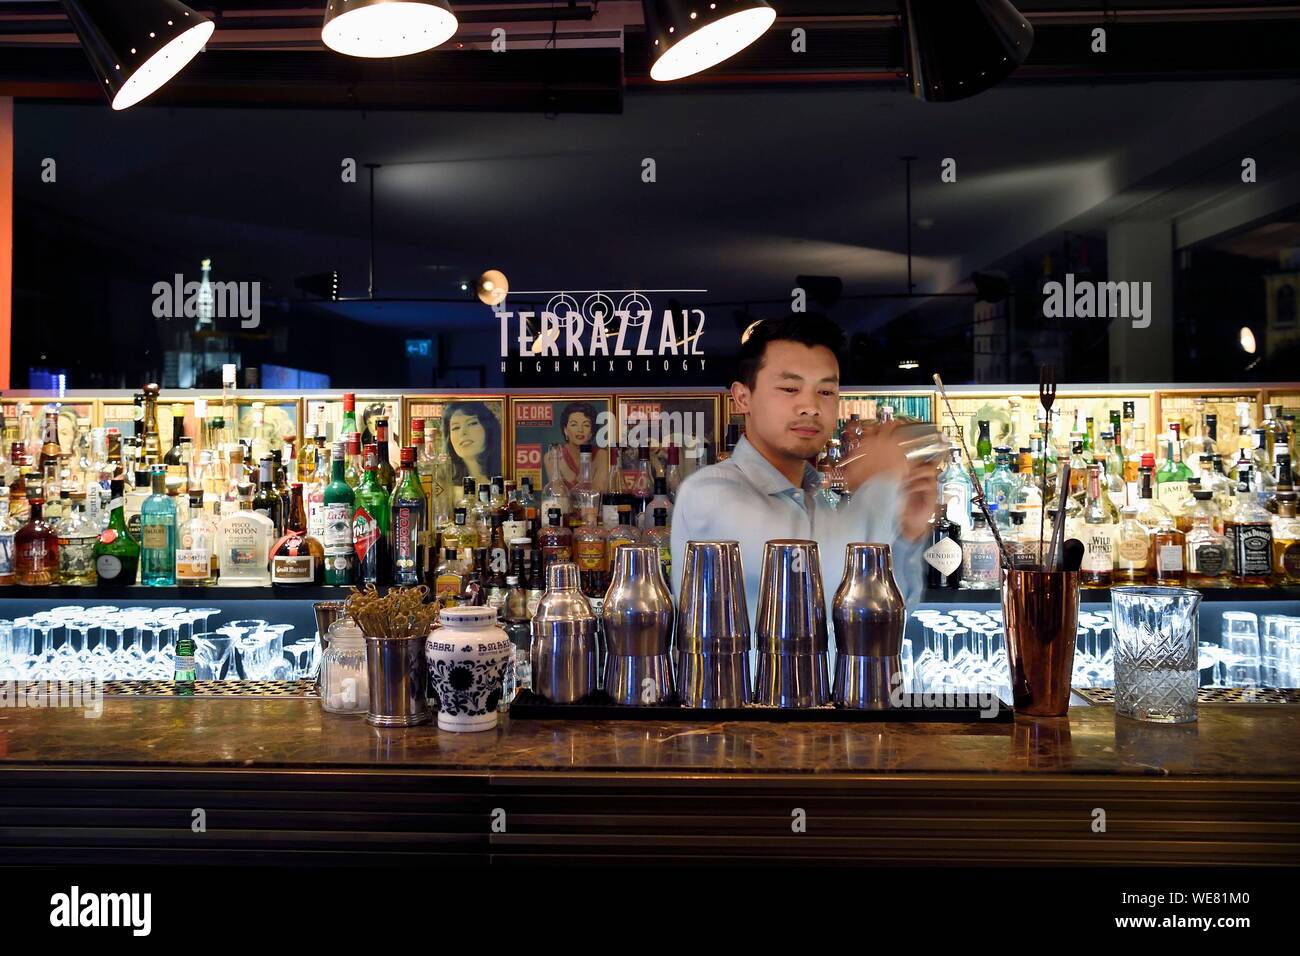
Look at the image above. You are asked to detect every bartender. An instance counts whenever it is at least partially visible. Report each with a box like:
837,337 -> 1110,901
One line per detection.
669,313 -> 936,629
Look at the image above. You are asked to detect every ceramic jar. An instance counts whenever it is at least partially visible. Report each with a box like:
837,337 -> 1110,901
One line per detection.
426,606 -> 513,732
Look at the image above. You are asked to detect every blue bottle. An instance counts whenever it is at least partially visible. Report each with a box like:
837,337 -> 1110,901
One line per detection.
140,466 -> 177,586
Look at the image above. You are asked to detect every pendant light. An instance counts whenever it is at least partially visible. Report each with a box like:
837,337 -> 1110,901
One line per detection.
322,0 -> 458,58
61,0 -> 214,111
900,0 -> 1033,102
644,0 -> 776,82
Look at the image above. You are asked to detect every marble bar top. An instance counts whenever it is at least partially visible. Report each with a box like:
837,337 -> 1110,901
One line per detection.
1,698 -> 1297,777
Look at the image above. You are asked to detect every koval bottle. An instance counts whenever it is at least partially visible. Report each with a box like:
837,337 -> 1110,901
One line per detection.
959,511 -> 1000,590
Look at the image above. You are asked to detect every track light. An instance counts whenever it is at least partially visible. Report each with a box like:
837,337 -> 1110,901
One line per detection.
61,0 -> 214,110
322,0 -> 458,58
644,0 -> 776,82
900,0 -> 1034,102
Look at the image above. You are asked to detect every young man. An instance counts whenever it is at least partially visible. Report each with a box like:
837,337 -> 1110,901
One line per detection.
670,314 -> 936,629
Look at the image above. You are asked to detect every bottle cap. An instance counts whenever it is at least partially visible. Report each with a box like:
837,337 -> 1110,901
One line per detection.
580,443 -> 593,454
400,447 -> 415,467
1193,490 -> 1212,500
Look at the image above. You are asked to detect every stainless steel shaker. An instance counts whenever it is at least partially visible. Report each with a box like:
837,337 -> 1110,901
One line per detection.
530,562 -> 598,703
832,543 -> 907,709
602,545 -> 675,705
676,540 -> 751,708
754,539 -> 830,708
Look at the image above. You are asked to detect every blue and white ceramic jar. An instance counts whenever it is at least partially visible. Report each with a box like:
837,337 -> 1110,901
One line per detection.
426,606 -> 513,732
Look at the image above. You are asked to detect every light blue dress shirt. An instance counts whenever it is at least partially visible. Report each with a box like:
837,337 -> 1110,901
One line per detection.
669,435 -> 925,636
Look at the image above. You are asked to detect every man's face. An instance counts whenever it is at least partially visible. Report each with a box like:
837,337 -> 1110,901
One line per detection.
732,340 -> 839,463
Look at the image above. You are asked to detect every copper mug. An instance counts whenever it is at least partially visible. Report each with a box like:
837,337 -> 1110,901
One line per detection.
1002,568 -> 1079,717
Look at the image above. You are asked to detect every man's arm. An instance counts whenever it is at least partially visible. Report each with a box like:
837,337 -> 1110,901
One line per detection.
669,470 -> 728,598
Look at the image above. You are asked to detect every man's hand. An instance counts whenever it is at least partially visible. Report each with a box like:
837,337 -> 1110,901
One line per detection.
838,421 -> 938,542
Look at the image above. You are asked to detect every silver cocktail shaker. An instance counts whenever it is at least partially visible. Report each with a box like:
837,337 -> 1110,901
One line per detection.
754,539 -> 830,708
676,540 -> 751,708
602,545 -> 675,705
832,542 -> 906,709
530,562 -> 598,703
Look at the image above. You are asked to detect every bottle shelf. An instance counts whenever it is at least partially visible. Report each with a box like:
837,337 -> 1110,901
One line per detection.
921,586 -> 1300,605
0,585 -> 352,602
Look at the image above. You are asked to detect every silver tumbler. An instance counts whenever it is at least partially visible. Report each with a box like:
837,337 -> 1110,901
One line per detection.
530,562 -> 598,703
676,540 -> 751,708
832,543 -> 907,709
602,545 -> 675,705
754,539 -> 830,708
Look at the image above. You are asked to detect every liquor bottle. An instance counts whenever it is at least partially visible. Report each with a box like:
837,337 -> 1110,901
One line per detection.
975,420 -> 992,475
38,410 -> 61,469
503,482 -> 530,543
1068,439 -> 1088,500
94,479 -> 140,587
252,457 -> 283,536
218,500 -> 273,587
1081,463 -> 1119,587
516,476 -> 539,528
1228,478 -> 1275,587
637,477 -> 674,531
340,392 -> 359,438
299,423 -> 319,486
486,540 -> 509,610
0,488 -> 16,586
984,446 -> 1020,531
606,505 -> 640,568
1249,428 -> 1277,503
1156,432 -> 1194,514
1185,491 -> 1230,588
271,483 -> 325,586
1174,478 -> 1203,534
1134,466 -> 1171,532
959,511 -> 1000,589
939,446 -> 973,531
162,403 -> 187,481
599,491 -> 620,533
526,550 -> 545,617
306,438 -> 329,539
15,487 -> 59,586
644,507 -> 673,586
1272,488 -> 1300,585
538,507 -> 572,574
489,474 -> 507,515
924,491 -> 964,586
57,493 -> 99,586
353,444 -> 392,587
1114,506 -> 1149,585
374,417 -> 396,493
665,443 -> 683,499
571,444 -> 601,527
141,383 -> 163,464
140,466 -> 177,587
434,548 -> 465,606
344,433 -> 363,489
1149,518 -> 1186,586
322,440 -> 356,587
414,417 -> 450,525
630,445 -> 655,525
391,447 -> 426,587
7,442 -> 29,521
1008,510 -> 1042,569
1123,421 -> 1146,489
174,632 -> 196,696
176,489 -> 218,586
462,548 -> 487,606
574,508 -> 607,599
542,446 -> 572,518
448,506 -> 474,552
503,574 -> 528,622
472,483 -> 494,546
486,513 -> 509,588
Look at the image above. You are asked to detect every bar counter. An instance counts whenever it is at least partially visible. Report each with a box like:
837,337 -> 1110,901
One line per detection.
2,699 -> 1298,865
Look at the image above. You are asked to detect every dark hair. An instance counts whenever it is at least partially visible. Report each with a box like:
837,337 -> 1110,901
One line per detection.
444,401 -> 503,481
736,313 -> 845,390
558,402 -> 600,441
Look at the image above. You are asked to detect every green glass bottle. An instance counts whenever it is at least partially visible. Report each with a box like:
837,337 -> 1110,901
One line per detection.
353,444 -> 392,587
976,420 -> 993,475
94,478 -> 142,587
322,440 -> 356,586
174,633 -> 196,695
1156,432 -> 1194,514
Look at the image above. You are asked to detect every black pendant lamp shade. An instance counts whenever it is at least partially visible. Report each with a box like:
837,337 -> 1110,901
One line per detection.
644,0 -> 776,82
61,0 -> 214,110
901,0 -> 1033,102
322,0 -> 459,58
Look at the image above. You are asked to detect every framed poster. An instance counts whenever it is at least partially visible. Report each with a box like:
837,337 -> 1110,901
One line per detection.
235,398 -> 302,457
308,395 -> 402,464
2,399 -> 94,454
510,395 -> 613,492
616,393 -> 720,484
403,395 -> 508,488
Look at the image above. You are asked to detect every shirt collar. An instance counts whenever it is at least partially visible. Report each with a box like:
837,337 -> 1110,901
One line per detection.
730,435 -> 821,496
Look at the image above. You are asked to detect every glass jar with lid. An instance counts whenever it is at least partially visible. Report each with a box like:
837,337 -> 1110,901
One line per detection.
320,616 -> 369,715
